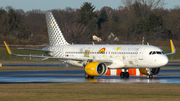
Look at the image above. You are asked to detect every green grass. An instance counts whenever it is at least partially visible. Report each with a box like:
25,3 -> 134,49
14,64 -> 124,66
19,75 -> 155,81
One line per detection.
0,83 -> 180,101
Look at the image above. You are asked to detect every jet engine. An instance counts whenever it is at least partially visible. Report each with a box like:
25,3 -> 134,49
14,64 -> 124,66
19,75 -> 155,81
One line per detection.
85,61 -> 108,76
139,68 -> 160,75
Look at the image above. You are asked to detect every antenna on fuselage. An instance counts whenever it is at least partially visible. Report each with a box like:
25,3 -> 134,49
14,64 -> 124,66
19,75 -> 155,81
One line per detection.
142,37 -> 144,45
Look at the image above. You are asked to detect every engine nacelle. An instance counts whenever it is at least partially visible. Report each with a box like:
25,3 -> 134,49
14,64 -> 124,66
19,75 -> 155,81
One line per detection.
139,68 -> 160,75
85,61 -> 108,76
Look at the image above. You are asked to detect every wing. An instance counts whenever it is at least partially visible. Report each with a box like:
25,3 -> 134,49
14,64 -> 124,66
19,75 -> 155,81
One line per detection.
4,41 -> 112,63
17,48 -> 51,53
164,62 -> 180,67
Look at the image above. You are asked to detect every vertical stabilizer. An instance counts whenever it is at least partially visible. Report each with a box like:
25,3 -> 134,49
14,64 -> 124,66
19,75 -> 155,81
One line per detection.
45,12 -> 69,46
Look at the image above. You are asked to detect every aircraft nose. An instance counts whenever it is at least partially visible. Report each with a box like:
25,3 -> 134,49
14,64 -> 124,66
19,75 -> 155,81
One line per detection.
160,55 -> 168,66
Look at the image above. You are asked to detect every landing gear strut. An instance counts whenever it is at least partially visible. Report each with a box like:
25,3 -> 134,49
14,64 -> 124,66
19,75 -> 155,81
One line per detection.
146,68 -> 153,79
84,73 -> 94,79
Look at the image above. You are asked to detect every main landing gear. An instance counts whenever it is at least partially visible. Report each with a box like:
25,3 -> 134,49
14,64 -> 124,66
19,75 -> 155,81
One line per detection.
120,69 -> 129,78
120,72 -> 129,78
84,73 -> 94,79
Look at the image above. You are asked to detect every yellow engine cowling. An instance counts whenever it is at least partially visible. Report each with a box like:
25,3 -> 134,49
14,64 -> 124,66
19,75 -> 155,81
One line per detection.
139,68 -> 160,75
85,61 -> 108,76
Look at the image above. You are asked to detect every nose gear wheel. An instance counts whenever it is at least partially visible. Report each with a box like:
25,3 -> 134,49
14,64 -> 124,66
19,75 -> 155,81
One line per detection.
147,75 -> 153,79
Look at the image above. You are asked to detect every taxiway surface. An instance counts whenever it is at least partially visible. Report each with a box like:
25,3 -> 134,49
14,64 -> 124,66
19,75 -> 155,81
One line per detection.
0,69 -> 180,84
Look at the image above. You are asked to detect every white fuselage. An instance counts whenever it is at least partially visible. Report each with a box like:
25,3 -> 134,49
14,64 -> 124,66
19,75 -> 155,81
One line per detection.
43,44 -> 168,69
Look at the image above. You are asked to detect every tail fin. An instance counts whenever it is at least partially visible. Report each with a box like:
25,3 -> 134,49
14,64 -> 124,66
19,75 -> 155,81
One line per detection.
45,12 -> 69,46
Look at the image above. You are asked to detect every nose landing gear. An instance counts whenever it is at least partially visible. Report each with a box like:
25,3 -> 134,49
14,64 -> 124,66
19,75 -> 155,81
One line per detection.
147,75 -> 153,79
146,68 -> 153,79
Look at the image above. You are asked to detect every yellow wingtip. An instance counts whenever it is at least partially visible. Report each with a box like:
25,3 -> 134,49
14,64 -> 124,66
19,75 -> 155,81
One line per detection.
170,39 -> 175,53
3,41 -> 12,54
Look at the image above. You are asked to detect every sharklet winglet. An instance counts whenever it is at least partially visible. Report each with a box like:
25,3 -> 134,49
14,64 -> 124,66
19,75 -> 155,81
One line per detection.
4,41 -> 12,54
165,39 -> 176,55
170,39 -> 175,53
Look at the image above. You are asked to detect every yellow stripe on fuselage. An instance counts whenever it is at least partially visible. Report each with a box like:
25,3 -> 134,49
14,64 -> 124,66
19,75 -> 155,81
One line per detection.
3,41 -> 12,54
170,39 -> 175,53
0,63 -> 2,67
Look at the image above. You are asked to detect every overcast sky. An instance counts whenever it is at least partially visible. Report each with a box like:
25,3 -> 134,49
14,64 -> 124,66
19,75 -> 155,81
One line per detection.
0,0 -> 179,11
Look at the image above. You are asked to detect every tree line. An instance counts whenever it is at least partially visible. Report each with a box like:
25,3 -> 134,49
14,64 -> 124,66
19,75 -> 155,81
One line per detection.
1,0 -> 180,47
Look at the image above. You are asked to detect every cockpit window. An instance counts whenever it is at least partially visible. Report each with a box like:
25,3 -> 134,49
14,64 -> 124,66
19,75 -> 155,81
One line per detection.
149,51 -> 164,55
157,52 -> 161,54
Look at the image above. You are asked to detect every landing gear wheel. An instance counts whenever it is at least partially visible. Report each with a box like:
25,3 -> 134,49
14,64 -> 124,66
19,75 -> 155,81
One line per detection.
147,75 -> 153,79
120,72 -> 129,78
89,76 -> 94,79
120,72 -> 125,78
125,72 -> 129,78
84,73 -> 94,79
85,73 -> 90,79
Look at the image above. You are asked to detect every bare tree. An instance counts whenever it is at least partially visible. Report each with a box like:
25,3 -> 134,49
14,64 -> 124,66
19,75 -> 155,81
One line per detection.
121,0 -> 165,19
121,0 -> 166,10
60,22 -> 88,44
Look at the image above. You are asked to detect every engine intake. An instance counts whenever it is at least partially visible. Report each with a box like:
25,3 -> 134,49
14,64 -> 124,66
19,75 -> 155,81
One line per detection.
85,61 -> 108,76
139,68 -> 160,75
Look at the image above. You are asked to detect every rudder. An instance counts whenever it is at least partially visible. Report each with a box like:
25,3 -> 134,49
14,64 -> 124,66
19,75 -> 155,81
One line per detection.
45,12 -> 69,46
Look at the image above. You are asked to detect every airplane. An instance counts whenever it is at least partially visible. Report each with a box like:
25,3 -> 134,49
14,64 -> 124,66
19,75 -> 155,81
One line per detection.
4,12 -> 176,79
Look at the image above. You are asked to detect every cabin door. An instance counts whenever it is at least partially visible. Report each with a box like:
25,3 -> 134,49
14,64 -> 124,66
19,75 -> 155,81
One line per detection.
138,47 -> 145,60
